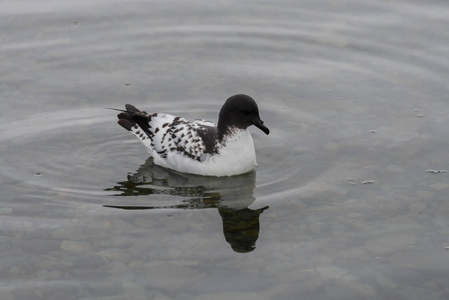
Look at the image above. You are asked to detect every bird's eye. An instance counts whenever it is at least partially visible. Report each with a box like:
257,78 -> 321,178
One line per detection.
240,110 -> 250,115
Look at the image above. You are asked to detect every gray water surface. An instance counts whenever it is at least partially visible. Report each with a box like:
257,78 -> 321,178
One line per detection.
2,0 -> 449,299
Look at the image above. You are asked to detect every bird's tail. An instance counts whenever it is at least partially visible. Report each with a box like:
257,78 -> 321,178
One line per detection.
114,104 -> 154,151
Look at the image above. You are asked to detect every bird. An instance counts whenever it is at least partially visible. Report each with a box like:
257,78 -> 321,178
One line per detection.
115,94 -> 269,176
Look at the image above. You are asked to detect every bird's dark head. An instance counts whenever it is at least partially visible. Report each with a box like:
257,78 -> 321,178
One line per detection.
218,94 -> 270,138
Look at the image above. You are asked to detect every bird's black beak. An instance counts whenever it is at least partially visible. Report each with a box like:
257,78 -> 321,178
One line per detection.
252,118 -> 270,135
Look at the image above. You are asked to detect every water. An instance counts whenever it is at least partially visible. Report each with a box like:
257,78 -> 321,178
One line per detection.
2,0 -> 449,299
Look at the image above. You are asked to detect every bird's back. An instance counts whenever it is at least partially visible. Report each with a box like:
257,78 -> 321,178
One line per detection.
118,105 -> 218,163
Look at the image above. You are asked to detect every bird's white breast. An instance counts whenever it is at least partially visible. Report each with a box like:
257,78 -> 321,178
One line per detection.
155,129 -> 257,176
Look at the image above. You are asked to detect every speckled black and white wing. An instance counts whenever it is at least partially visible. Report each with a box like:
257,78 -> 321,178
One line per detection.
117,104 -> 218,163
147,114 -> 219,162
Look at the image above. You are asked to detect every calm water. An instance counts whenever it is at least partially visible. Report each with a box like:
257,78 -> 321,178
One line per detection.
2,0 -> 449,299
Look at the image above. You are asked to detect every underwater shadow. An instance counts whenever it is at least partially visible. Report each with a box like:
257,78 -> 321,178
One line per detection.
105,158 -> 268,253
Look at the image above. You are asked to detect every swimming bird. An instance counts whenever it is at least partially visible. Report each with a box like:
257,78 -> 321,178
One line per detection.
115,94 -> 269,176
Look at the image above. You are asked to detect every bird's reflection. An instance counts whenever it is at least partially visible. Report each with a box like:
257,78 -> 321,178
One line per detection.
105,158 -> 268,253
